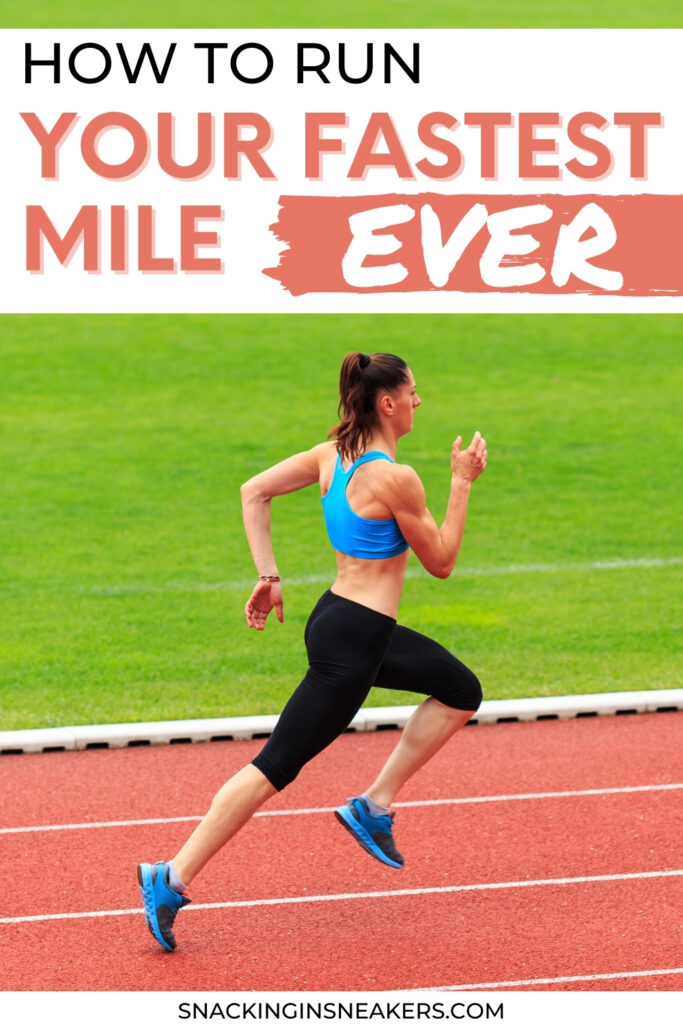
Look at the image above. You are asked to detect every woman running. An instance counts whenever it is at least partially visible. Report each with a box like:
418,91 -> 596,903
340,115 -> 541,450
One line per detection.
138,351 -> 487,951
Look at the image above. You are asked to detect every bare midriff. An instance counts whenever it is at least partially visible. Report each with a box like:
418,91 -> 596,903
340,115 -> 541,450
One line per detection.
330,547 -> 410,619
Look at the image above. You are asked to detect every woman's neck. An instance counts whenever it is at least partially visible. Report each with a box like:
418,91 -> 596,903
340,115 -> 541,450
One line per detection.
363,428 -> 397,461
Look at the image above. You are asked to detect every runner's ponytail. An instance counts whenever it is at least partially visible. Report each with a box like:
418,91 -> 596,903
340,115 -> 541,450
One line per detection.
329,352 -> 409,461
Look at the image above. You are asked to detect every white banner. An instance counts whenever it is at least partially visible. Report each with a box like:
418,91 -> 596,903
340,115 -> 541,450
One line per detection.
1,29 -> 682,311
1,991 -> 683,1024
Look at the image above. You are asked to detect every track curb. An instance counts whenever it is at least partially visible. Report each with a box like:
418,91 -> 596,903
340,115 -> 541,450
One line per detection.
1,689 -> 681,754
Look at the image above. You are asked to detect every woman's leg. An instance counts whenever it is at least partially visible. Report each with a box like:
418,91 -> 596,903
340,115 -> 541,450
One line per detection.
368,625 -> 482,807
365,698 -> 474,808
174,591 -> 395,884
332,625 -> 481,870
172,764 -> 276,885
250,591 -> 395,790
139,591 -> 396,949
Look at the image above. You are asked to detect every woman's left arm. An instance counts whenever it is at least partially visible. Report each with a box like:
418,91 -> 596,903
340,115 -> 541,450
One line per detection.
241,444 -> 326,629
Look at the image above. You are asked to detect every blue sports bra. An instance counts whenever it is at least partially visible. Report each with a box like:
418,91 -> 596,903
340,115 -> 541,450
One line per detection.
321,451 -> 409,560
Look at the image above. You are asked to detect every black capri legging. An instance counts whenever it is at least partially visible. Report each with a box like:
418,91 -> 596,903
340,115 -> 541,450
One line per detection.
252,589 -> 482,791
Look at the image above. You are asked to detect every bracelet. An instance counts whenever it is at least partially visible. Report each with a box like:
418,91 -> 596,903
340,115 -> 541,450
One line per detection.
258,575 -> 281,582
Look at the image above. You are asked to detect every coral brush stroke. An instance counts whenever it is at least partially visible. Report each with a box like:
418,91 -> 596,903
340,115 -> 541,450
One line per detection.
264,193 -> 683,296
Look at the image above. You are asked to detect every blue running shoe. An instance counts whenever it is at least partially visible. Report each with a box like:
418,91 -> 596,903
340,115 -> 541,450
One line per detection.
137,861 -> 191,952
334,796 -> 404,869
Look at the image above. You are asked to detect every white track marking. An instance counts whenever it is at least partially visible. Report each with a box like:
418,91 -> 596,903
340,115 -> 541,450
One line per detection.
78,556 -> 683,596
392,782 -> 683,810
0,814 -> 205,835
2,782 -> 681,836
1,869 -> 681,926
420,967 -> 683,990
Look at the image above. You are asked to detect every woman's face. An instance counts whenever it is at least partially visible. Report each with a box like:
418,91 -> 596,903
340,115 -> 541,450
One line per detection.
390,369 -> 421,436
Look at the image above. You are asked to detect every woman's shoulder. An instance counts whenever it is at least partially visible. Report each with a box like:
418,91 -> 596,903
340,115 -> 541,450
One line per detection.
311,440 -> 338,463
381,460 -> 424,503
394,459 -> 421,480
311,440 -> 339,478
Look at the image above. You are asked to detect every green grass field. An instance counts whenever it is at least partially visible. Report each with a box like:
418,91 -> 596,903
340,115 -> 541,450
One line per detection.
3,0 -> 683,27
0,314 -> 680,730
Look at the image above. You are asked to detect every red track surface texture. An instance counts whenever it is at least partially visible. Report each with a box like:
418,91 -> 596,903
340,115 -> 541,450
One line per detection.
1,713 -> 682,992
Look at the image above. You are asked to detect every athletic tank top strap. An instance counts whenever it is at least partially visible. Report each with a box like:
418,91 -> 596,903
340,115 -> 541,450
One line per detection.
343,450 -> 394,476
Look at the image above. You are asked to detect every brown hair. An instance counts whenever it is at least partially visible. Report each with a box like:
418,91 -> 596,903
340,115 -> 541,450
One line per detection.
329,351 -> 409,462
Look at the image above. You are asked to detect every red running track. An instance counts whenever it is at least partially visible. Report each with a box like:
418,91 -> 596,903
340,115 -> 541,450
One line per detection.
1,712 -> 682,992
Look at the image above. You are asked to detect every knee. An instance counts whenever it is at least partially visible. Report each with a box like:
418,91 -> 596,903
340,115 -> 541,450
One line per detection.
466,671 -> 483,712
441,666 -> 483,714
251,752 -> 297,792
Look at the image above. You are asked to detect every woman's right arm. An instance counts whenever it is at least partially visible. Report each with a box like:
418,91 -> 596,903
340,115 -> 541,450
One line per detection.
240,443 -> 328,628
388,432 -> 487,579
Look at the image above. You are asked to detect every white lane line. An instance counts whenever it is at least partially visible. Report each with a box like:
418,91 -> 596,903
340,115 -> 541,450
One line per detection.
393,782 -> 683,810
422,966 -> 683,990
2,782 -> 681,836
0,814 -> 205,835
77,556 -> 683,596
1,869 -> 681,926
